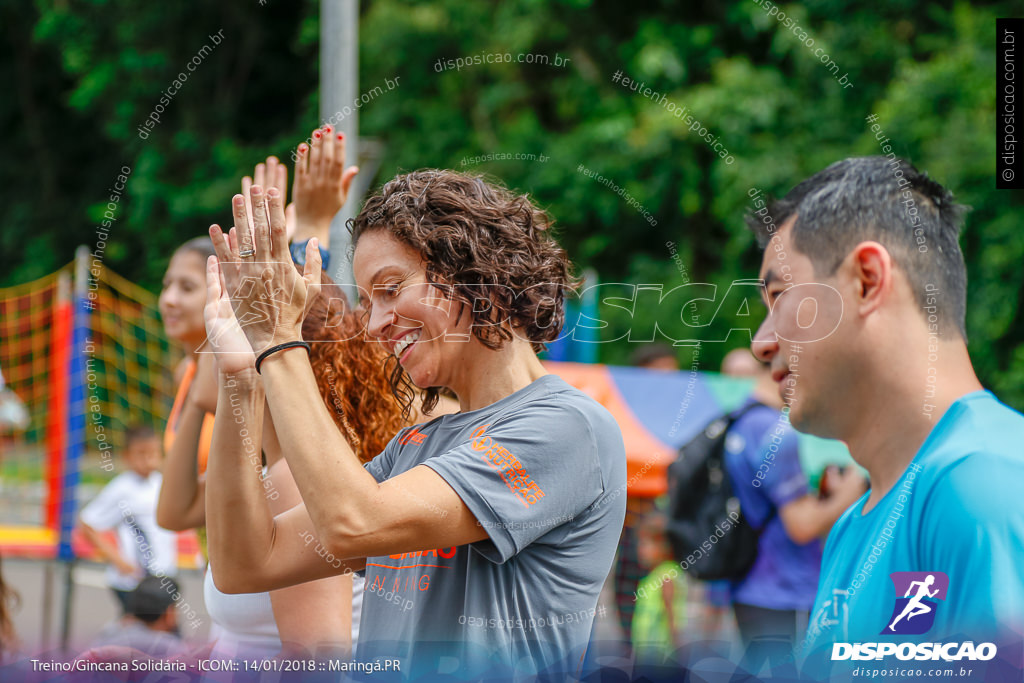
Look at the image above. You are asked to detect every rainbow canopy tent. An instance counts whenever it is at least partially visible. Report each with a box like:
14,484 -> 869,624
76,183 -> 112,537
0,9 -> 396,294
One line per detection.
543,361 -> 854,497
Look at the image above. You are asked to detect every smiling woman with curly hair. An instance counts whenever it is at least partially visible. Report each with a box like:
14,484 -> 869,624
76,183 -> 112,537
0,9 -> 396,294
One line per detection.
203,169 -> 627,678
351,170 -> 577,418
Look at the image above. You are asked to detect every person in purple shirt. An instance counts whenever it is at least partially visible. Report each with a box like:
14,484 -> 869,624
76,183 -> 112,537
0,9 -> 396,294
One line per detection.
721,351 -> 866,676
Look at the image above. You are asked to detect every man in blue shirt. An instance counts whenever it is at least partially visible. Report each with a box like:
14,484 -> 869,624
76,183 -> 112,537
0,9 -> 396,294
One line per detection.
746,157 -> 1024,681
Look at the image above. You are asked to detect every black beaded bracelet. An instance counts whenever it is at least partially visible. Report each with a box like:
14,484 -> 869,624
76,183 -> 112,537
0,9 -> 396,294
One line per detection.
255,340 -> 311,374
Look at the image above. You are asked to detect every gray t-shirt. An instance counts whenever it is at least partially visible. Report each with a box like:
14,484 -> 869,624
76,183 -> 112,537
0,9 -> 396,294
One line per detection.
359,374 -> 626,677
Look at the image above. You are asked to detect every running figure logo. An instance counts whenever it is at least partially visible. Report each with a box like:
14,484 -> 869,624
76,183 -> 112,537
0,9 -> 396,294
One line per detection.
883,571 -> 949,635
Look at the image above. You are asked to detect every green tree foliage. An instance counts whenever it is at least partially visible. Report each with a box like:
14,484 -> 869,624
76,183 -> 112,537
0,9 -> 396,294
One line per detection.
3,0 -> 1022,406
1,0 -> 320,285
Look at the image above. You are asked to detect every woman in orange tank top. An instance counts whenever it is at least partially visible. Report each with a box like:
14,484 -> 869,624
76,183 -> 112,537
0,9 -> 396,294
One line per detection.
161,261 -> 217,478
156,237 -> 217,543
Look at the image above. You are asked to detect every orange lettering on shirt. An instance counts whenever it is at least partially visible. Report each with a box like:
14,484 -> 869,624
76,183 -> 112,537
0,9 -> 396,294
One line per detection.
471,425 -> 546,506
399,427 -> 428,445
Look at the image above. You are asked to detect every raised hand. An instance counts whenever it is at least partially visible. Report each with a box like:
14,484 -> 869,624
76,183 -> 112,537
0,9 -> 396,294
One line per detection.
242,155 -> 296,240
208,185 -> 321,357
201,238 -> 256,375
292,124 -> 359,245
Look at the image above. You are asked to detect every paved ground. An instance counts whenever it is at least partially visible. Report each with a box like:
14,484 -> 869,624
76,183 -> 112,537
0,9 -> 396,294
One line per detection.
5,557 -> 210,656
0,466 -> 653,663
6,556 -> 624,657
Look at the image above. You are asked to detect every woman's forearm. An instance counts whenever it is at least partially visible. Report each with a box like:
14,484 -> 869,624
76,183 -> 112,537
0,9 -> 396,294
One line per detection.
258,348 -> 381,553
206,369 -> 272,591
156,401 -> 206,530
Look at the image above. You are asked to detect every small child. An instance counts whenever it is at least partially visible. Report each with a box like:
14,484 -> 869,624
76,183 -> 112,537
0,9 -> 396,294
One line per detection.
631,507 -> 687,661
79,424 -> 178,612
91,575 -> 186,658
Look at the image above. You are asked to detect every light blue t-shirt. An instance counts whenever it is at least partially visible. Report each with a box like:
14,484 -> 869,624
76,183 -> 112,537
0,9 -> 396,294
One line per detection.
803,391 -> 1024,678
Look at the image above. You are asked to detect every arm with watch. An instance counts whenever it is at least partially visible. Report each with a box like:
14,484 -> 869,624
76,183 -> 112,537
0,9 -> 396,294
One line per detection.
202,186 -> 486,595
201,214 -> 368,593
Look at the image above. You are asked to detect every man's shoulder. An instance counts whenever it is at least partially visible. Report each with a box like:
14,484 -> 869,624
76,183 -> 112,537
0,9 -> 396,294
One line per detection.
924,452 -> 1024,523
942,390 -> 1024,442
921,391 -> 1024,486
872,394 -> 1024,541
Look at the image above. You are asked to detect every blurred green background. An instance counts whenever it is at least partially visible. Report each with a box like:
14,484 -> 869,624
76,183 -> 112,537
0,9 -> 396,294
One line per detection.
2,0 -> 1022,406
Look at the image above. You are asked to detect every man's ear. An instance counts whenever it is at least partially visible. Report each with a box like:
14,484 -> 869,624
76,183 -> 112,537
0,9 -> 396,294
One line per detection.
844,241 -> 894,319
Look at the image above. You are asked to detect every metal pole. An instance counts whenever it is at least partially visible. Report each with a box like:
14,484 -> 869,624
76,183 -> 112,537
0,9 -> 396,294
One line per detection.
41,561 -> 53,649
59,560 -> 75,653
58,246 -> 90,651
321,0 -> 359,287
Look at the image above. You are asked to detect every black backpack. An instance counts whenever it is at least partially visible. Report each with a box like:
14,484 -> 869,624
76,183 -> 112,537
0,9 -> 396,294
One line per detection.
665,402 -> 765,581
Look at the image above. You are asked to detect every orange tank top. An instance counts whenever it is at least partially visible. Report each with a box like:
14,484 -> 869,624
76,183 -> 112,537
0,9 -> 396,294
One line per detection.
163,358 -> 215,474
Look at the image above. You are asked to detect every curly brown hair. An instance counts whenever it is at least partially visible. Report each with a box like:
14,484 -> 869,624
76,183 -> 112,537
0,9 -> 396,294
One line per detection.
348,169 -> 576,414
302,273 -> 409,462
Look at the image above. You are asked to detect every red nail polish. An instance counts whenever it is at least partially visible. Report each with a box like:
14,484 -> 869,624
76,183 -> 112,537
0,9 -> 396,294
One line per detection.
298,143 -> 308,152
324,125 -> 333,133
313,131 -> 321,139
337,134 -> 344,140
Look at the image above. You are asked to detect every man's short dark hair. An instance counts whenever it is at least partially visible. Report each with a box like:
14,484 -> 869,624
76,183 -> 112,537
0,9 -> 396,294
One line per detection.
128,576 -> 177,624
746,156 -> 968,339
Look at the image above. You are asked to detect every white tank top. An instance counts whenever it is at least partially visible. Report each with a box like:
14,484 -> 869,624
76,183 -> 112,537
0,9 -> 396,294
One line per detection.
351,573 -> 363,649
204,566 -> 281,658
203,566 -> 366,654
